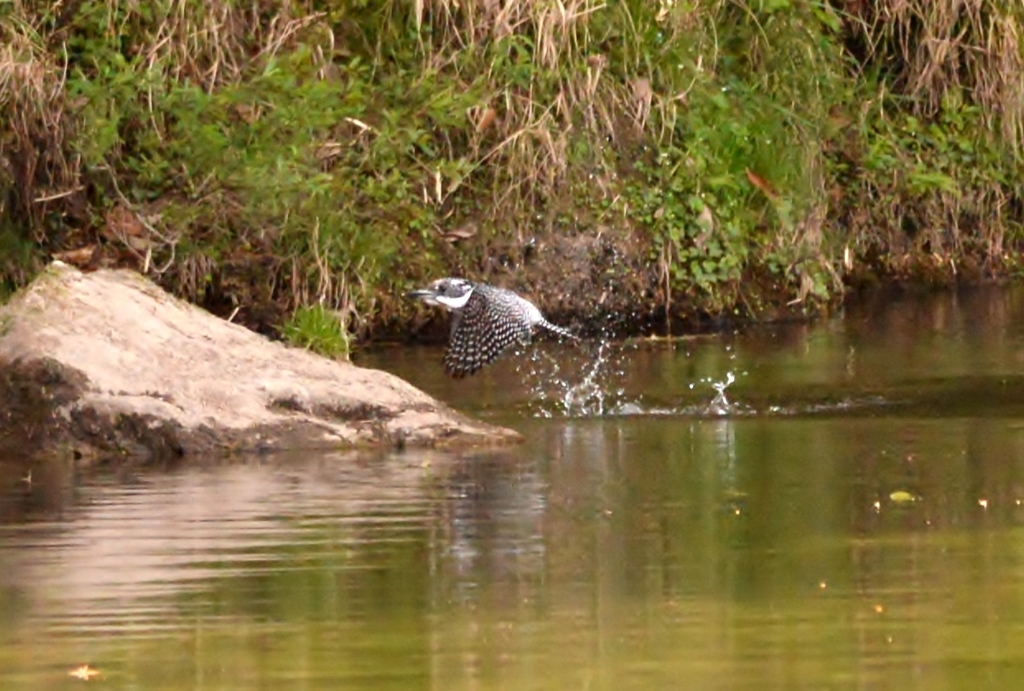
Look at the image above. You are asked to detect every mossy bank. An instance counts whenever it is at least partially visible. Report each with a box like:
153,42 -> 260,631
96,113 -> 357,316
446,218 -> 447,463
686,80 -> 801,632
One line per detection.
2,0 -> 1023,350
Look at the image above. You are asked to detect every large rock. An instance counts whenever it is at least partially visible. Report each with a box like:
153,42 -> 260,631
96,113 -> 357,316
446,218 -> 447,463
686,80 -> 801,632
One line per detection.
0,263 -> 521,462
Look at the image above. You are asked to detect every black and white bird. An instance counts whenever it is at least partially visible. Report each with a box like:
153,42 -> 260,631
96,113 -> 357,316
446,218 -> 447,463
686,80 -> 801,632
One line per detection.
407,278 -> 576,378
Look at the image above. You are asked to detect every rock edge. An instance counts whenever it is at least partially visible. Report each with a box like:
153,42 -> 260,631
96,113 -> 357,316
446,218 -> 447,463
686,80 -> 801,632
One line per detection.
0,263 -> 522,462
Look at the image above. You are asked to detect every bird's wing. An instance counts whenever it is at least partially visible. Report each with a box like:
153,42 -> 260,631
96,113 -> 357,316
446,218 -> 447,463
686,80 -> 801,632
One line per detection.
443,289 -> 531,377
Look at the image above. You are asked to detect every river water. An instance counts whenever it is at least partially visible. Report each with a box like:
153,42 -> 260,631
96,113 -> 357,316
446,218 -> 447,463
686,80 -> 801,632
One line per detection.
3,286 -> 1024,689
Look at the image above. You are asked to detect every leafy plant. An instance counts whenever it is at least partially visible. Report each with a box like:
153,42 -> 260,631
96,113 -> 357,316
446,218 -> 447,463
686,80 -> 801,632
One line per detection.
281,304 -> 351,360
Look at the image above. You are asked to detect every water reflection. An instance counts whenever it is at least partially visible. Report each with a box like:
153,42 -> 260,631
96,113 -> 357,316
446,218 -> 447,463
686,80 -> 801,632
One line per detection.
4,287 -> 1024,688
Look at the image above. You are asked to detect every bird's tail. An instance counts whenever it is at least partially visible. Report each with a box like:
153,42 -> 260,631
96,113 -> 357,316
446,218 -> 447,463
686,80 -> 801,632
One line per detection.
540,320 -> 579,342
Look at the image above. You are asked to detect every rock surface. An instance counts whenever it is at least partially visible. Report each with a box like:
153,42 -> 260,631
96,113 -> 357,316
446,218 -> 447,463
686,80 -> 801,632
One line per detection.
0,263 -> 521,462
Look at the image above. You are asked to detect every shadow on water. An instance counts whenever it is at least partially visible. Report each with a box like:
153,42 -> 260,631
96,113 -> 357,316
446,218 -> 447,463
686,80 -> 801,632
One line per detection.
5,285 -> 1024,689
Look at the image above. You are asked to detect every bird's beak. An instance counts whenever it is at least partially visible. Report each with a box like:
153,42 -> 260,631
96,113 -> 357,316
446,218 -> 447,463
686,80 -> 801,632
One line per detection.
406,288 -> 440,306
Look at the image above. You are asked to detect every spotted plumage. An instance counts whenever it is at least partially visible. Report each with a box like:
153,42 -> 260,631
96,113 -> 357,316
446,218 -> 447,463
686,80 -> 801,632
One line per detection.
407,278 -> 576,378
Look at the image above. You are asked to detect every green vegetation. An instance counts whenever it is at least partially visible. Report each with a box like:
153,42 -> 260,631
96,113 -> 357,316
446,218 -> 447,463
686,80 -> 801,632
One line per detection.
281,303 -> 350,360
1,0 -> 1022,347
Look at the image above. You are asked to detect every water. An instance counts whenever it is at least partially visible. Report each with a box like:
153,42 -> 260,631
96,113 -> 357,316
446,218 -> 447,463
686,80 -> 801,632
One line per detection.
4,286 -> 1024,689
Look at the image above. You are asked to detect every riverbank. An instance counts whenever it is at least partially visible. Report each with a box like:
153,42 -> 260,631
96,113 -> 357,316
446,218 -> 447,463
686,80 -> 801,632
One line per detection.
2,1 -> 1022,348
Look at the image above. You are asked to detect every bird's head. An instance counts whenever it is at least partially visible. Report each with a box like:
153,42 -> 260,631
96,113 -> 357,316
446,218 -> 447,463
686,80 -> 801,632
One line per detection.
406,278 -> 475,311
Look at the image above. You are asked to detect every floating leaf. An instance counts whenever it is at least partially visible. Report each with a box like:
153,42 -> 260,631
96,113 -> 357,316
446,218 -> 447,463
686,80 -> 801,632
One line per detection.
889,490 -> 917,504
69,664 -> 100,680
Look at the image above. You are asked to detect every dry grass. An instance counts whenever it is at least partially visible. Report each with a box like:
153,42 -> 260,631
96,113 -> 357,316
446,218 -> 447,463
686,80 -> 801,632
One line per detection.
859,0 -> 1024,151
0,10 -> 80,246
415,0 -> 723,224
86,0 -> 329,91
433,0 -> 623,213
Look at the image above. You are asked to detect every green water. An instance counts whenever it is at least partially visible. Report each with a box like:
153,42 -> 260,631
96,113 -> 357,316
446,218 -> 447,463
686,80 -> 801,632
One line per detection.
4,287 -> 1024,689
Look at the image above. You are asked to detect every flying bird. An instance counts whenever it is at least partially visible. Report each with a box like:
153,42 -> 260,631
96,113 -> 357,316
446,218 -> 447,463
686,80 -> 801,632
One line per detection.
407,277 -> 576,377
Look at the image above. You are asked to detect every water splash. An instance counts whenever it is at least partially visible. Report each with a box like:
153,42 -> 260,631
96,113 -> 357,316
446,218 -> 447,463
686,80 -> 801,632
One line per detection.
516,338 -> 900,419
520,338 -> 629,418
706,371 -> 736,416
634,370 -> 749,417
518,337 -> 754,419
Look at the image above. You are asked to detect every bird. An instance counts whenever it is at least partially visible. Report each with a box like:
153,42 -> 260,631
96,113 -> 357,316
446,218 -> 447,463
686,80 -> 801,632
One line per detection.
407,277 -> 577,378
